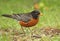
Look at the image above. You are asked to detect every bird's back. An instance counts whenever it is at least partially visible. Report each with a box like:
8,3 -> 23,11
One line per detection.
2,13 -> 33,23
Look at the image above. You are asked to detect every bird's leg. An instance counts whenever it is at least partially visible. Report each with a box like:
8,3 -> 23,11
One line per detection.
28,28 -> 33,35
28,27 -> 31,33
21,26 -> 25,35
28,28 -> 35,41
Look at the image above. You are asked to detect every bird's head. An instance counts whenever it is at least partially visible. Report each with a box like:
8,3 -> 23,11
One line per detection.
31,10 -> 40,15
31,10 -> 40,19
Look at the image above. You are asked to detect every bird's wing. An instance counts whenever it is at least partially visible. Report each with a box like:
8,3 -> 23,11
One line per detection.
20,14 -> 32,22
2,13 -> 33,23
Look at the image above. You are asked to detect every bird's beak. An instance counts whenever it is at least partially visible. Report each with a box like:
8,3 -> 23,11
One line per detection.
40,13 -> 43,16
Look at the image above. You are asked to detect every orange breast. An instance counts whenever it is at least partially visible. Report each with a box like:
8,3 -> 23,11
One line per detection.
19,19 -> 38,27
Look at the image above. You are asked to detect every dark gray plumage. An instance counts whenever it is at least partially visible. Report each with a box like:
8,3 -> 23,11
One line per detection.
2,10 -> 40,23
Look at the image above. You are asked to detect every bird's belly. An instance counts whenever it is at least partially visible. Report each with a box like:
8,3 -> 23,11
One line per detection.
19,19 -> 38,27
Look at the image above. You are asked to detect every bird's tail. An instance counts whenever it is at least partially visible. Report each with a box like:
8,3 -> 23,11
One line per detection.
2,14 -> 12,18
2,14 -> 21,21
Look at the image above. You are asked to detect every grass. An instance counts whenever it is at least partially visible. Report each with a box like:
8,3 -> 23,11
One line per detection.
0,0 -> 60,41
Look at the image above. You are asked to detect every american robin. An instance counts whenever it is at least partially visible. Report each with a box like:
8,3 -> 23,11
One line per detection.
2,3 -> 43,34
2,3 -> 42,27
2,10 -> 40,27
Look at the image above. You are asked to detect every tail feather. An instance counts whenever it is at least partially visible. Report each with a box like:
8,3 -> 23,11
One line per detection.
2,14 -> 12,18
2,14 -> 21,21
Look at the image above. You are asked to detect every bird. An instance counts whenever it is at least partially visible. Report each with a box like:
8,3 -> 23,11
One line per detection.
2,10 -> 40,27
2,3 -> 43,34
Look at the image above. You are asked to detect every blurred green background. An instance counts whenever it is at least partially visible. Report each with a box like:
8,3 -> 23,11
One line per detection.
0,0 -> 60,41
